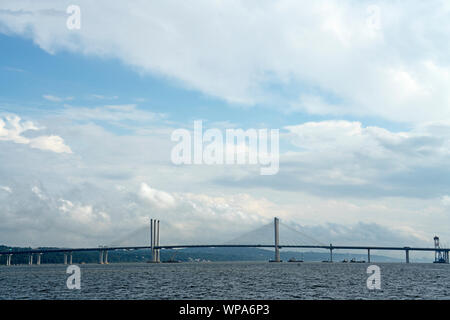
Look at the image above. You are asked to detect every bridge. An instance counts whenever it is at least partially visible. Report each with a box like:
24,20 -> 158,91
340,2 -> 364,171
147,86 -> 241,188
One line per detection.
0,218 -> 448,265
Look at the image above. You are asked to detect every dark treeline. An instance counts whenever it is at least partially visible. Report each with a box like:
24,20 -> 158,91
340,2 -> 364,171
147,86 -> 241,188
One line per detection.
0,245 -> 152,264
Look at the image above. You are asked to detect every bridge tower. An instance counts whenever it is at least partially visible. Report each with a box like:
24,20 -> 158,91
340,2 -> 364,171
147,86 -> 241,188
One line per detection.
273,217 -> 281,262
150,218 -> 161,263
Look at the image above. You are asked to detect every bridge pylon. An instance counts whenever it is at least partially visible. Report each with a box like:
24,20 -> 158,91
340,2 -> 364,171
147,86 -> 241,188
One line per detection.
150,218 -> 161,263
270,217 -> 281,262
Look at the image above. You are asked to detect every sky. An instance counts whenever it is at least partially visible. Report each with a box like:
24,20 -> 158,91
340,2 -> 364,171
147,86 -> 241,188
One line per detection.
1,1 -> 450,258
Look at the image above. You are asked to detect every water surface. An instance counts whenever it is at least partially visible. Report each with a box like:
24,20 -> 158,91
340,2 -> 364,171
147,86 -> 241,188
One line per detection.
0,262 -> 449,299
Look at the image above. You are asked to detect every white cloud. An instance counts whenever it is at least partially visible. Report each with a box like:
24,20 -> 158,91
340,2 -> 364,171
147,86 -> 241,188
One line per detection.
212,119 -> 450,200
88,94 -> 118,100
43,94 -> 73,102
1,1 -> 450,122
0,177 -> 442,250
441,195 -> 450,206
29,135 -> 73,153
0,111 -> 449,249
0,114 -> 39,144
0,114 -> 72,153
138,182 -> 176,209
62,104 -> 164,124
58,199 -> 110,227
0,185 -> 12,193
31,186 -> 47,200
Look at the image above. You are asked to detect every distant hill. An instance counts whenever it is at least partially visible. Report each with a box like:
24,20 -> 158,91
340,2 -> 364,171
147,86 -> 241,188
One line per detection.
0,245 -> 401,264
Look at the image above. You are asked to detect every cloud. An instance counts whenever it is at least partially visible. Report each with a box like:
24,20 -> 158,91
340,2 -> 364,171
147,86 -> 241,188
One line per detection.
0,114 -> 72,153
441,195 -> 450,206
1,1 -> 450,122
138,182 -> 176,209
0,177 -> 440,253
0,112 -> 448,250
88,94 -> 118,100
215,119 -> 450,199
43,94 -> 73,102
58,198 -> 110,226
29,135 -> 73,153
0,185 -> 12,193
3,66 -> 25,73
0,114 -> 39,144
31,185 -> 47,200
61,104 -> 165,124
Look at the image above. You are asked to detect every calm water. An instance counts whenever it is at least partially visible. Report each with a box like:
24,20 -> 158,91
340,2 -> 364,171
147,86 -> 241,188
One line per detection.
0,262 -> 449,300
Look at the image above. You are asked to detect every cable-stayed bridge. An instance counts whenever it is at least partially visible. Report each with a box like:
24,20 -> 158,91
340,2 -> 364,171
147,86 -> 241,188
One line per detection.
0,218 -> 448,265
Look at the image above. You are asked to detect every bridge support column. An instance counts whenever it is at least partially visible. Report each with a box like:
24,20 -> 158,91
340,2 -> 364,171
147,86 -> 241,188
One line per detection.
367,249 -> 371,263
36,253 -> 42,265
329,244 -> 333,262
6,254 -> 12,266
274,217 -> 281,262
405,249 -> 410,263
64,253 -> 68,265
28,254 -> 33,265
69,252 -> 73,265
99,250 -> 104,264
104,251 -> 108,264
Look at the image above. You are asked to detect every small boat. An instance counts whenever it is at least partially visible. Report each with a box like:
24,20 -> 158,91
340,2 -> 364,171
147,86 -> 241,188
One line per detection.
350,258 -> 366,263
341,259 -> 348,263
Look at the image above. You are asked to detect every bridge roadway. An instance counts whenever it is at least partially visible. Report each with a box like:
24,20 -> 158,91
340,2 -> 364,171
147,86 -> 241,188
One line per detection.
1,244 -> 448,255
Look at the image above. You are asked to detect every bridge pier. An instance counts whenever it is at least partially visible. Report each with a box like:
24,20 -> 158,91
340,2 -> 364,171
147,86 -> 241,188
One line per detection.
99,250 -> 104,264
6,254 -> 12,266
329,244 -> 333,262
367,249 -> 371,263
28,254 -> 33,265
405,249 -> 410,263
64,253 -> 68,265
68,252 -> 73,264
104,250 -> 108,264
36,253 -> 42,265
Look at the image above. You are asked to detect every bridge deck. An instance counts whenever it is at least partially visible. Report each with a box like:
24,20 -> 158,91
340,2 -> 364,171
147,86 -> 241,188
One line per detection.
0,244 -> 447,255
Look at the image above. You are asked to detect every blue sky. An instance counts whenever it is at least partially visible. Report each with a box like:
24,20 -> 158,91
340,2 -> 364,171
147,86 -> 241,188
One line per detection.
0,33 -> 407,134
1,1 -> 450,257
